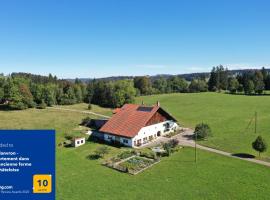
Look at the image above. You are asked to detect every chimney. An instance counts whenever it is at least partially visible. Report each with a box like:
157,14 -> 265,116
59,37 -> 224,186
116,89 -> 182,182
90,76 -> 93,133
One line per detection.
157,101 -> 160,107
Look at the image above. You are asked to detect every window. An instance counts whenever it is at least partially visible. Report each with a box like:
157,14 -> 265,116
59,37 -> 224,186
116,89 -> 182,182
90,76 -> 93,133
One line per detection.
143,137 -> 147,142
81,140 -> 84,143
77,141 -> 80,144
123,139 -> 128,144
108,136 -> 113,140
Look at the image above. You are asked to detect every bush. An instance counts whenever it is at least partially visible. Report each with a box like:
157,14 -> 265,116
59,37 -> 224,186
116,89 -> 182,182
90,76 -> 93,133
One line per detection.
252,136 -> 267,157
81,116 -> 92,126
36,100 -> 47,109
117,151 -> 135,159
168,139 -> 179,148
28,101 -> 36,108
194,123 -> 211,140
140,151 -> 156,159
164,143 -> 172,156
88,103 -> 92,110
94,146 -> 110,158
9,101 -> 27,110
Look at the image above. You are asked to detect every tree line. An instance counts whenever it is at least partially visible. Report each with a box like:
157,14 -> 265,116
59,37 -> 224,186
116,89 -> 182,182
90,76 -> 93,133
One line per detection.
1,66 -> 270,110
208,66 -> 270,94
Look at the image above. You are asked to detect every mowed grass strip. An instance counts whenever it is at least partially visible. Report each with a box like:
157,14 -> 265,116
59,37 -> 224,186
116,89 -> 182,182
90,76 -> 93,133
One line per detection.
136,92 -> 270,157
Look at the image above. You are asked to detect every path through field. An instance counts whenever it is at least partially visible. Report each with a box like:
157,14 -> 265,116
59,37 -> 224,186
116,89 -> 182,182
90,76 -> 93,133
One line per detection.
47,106 -> 111,119
175,129 -> 270,167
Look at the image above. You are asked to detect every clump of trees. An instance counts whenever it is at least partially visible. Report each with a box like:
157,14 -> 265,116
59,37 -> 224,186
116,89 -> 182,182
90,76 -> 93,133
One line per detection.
0,73 -> 137,110
194,123 -> 212,140
135,75 -> 208,95
252,136 -> 267,157
208,66 -> 270,95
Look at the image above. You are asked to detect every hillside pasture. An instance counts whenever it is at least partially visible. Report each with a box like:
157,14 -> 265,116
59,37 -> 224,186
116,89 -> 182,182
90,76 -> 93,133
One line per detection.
136,92 -> 270,158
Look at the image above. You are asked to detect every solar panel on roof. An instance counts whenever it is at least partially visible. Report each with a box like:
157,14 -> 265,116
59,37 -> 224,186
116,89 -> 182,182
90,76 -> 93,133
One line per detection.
137,106 -> 153,112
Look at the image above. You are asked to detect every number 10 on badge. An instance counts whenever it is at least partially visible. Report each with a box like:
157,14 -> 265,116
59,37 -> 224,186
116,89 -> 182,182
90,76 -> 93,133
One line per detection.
33,174 -> 52,193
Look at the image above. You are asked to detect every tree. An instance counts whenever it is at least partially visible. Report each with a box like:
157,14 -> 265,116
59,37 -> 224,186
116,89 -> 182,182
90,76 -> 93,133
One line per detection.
265,74 -> 270,90
194,123 -> 212,140
19,83 -> 35,108
228,77 -> 239,94
42,84 -> 56,106
189,79 -> 208,92
253,71 -> 265,94
74,84 -> 83,103
94,146 -> 110,158
152,77 -> 167,93
134,76 -> 152,95
208,67 -> 217,91
167,77 -> 188,93
244,80 -> 254,95
208,65 -> 228,91
252,136 -> 267,157
163,143 -> 172,156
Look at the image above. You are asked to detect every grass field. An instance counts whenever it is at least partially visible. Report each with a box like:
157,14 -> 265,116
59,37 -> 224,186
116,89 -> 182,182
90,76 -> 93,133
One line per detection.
136,92 -> 270,158
1,93 -> 270,199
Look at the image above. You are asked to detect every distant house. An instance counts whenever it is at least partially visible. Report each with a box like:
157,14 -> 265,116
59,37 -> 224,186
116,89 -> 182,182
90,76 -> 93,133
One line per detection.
99,102 -> 179,147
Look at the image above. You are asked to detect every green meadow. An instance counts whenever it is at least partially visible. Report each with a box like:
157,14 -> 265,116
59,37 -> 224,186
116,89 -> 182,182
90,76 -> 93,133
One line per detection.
1,92 -> 270,199
136,92 -> 270,158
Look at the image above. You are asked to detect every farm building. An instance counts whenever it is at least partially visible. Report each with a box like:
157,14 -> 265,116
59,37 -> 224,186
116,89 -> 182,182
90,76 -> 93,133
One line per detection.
72,137 -> 85,148
99,102 -> 179,147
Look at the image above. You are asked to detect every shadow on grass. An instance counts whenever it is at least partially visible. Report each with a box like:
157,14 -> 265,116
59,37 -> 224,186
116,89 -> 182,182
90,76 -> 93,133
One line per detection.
87,154 -> 101,160
0,104 -> 13,111
231,153 -> 255,159
87,135 -> 124,149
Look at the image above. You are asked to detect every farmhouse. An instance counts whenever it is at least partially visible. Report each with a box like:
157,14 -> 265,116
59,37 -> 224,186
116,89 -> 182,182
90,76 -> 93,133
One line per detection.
99,102 -> 179,147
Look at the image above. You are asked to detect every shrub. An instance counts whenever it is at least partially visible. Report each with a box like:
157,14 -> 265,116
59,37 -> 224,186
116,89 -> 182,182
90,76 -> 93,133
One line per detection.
252,136 -> 267,157
168,139 -> 179,148
194,123 -> 211,140
94,146 -> 110,158
117,151 -> 135,159
163,143 -> 172,156
36,100 -> 47,109
81,116 -> 92,126
64,133 -> 73,140
88,103 -> 92,110
9,101 -> 27,110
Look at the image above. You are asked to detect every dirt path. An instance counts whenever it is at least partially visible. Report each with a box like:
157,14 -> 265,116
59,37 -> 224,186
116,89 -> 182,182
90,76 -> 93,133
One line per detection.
173,129 -> 270,167
47,106 -> 111,119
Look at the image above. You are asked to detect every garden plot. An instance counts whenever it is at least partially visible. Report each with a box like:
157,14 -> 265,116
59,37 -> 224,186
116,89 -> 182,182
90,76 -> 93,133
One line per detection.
103,150 -> 160,175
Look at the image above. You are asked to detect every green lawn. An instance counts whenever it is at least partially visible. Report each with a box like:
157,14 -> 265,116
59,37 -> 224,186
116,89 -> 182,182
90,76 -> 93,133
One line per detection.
1,94 -> 270,199
136,92 -> 270,158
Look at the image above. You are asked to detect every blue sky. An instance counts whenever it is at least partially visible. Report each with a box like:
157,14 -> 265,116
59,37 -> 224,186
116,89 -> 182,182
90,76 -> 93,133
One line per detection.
0,0 -> 270,78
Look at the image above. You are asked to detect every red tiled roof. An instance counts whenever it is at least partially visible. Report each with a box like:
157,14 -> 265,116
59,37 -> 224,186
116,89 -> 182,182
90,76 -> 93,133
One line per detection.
99,104 -> 172,138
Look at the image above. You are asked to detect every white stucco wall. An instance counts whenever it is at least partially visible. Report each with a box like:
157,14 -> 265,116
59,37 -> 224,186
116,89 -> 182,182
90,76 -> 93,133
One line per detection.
104,133 -> 132,147
73,138 -> 85,148
103,120 -> 178,147
132,120 -> 178,147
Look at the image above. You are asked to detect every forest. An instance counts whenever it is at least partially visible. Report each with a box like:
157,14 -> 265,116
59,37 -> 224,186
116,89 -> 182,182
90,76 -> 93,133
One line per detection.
0,66 -> 270,110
